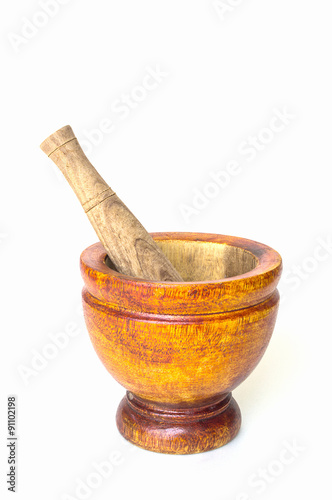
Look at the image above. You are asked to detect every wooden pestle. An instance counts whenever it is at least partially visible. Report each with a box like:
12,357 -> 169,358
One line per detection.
40,125 -> 183,281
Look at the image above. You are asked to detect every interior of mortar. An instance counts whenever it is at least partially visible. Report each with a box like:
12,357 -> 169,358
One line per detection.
105,240 -> 258,281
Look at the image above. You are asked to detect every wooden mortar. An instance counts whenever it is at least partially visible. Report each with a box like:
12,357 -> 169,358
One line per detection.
80,232 -> 282,454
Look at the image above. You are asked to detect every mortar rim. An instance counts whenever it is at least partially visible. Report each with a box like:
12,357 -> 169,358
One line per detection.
80,232 -> 282,314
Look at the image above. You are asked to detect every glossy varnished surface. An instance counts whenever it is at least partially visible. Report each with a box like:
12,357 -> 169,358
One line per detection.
116,392 -> 241,454
81,232 -> 282,454
81,232 -> 282,315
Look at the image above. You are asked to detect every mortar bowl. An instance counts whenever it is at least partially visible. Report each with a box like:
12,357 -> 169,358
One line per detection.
80,232 -> 282,454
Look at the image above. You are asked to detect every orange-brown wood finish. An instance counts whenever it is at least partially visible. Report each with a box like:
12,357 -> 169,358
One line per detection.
80,232 -> 282,454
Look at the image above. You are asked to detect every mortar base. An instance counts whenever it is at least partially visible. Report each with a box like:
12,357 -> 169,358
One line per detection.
116,392 -> 241,455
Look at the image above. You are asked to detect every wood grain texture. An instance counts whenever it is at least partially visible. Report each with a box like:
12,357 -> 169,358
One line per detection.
40,126 -> 183,281
117,393 -> 241,454
81,232 -> 282,454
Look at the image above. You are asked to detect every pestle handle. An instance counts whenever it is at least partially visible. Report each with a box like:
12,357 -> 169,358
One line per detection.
40,125 -> 112,208
40,125 -> 183,282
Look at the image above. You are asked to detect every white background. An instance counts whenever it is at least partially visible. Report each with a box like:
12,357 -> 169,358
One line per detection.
1,1 -> 331,499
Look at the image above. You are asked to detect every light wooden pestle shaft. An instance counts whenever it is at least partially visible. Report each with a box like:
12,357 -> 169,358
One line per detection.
40,125 -> 183,281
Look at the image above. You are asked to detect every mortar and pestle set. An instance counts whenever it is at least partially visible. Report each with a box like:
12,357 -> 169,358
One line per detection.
41,126 -> 282,455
